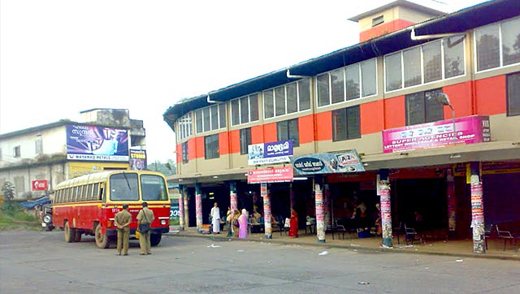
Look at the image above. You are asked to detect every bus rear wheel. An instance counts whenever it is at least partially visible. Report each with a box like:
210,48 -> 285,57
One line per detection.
64,221 -> 75,243
150,233 -> 162,247
95,223 -> 109,249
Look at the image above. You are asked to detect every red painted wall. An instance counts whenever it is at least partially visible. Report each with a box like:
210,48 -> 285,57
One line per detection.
360,100 -> 384,134
474,75 -> 506,115
195,136 -> 205,159
299,115 -> 314,144
384,96 -> 405,129
219,132 -> 230,155
360,19 -> 415,42
251,125 -> 264,144
263,123 -> 278,143
315,112 -> 332,141
442,82 -> 474,118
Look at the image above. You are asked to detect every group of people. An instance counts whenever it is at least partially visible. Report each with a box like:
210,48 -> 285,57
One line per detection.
113,202 -> 155,256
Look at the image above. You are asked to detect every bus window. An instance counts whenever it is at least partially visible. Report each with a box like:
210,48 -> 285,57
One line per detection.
109,173 -> 139,201
86,184 -> 93,201
99,183 -> 105,201
93,183 -> 100,201
141,175 -> 168,201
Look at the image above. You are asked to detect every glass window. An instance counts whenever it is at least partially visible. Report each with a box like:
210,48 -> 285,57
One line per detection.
331,68 -> 345,104
425,89 -> 444,123
204,134 -> 219,159
507,72 -> 520,116
404,47 -> 422,87
250,94 -> 259,122
346,106 -> 361,139
317,73 -> 330,107
286,83 -> 298,114
219,103 -> 227,128
298,79 -> 311,111
210,105 -> 219,130
502,17 -> 520,66
195,109 -> 203,133
93,183 -> 100,200
182,142 -> 188,163
240,96 -> 249,124
109,173 -> 139,201
385,52 -> 402,91
231,99 -> 240,125
423,41 -> 442,83
277,119 -> 299,147
141,175 -> 168,201
275,86 -> 286,116
361,59 -> 376,97
264,90 -> 274,118
203,107 -> 211,132
346,64 -> 360,100
444,35 -> 465,78
240,128 -> 251,155
86,184 -> 93,200
406,89 -> 444,126
476,23 -> 500,71
332,106 -> 360,141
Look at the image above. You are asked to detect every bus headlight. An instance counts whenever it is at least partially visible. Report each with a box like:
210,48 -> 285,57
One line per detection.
161,220 -> 166,225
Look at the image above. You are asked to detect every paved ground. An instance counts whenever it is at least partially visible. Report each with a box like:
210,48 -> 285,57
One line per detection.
0,231 -> 519,294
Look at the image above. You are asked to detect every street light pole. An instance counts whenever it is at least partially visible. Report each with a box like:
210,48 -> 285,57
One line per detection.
437,93 -> 457,144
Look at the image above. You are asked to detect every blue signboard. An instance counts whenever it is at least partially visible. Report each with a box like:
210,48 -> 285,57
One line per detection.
248,140 -> 293,165
66,124 -> 129,162
291,150 -> 365,175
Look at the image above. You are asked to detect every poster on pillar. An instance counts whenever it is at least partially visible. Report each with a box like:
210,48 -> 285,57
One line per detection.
291,151 -> 365,175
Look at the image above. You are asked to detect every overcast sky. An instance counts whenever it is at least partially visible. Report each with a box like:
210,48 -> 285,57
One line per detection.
0,0 -> 487,162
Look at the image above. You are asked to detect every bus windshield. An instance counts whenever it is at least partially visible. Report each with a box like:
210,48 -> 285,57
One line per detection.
141,175 -> 168,201
109,173 -> 139,201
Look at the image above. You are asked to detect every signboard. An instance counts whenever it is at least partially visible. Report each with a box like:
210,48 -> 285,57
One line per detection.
170,198 -> 180,227
32,180 -> 48,191
130,150 -> 147,170
247,167 -> 293,184
248,140 -> 293,165
383,116 -> 490,153
66,125 -> 129,161
291,150 -> 365,175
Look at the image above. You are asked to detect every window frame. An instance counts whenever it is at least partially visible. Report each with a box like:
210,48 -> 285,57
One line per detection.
332,105 -> 361,142
182,141 -> 189,163
264,79 -> 312,119
240,128 -> 252,155
405,89 -> 445,126
276,118 -> 299,147
195,104 -> 226,134
231,94 -> 259,126
204,134 -> 220,159
507,72 -> 520,116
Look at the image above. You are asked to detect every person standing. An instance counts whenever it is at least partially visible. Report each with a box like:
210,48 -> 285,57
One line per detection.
238,209 -> 249,239
210,202 -> 221,234
114,204 -> 132,256
288,209 -> 299,238
137,202 -> 155,255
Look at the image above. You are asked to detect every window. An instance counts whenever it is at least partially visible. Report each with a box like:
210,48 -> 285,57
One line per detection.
264,79 -> 311,118
240,128 -> 251,155
177,114 -> 192,140
204,134 -> 219,159
110,173 -> 139,201
231,94 -> 259,126
475,17 -> 520,71
13,146 -> 21,158
182,142 -> 189,163
385,36 -> 465,92
277,119 -> 299,147
406,89 -> 444,125
372,15 -> 384,27
93,183 -> 100,200
507,72 -> 520,116
332,106 -> 361,141
317,59 -> 377,107
196,104 -> 226,133
141,175 -> 168,201
86,184 -> 93,201
35,135 -> 43,155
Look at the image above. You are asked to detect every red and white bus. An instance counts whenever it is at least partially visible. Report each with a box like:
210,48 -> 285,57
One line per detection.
52,170 -> 170,248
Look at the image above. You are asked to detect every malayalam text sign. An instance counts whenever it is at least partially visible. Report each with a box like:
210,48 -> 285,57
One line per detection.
248,140 -> 293,165
291,150 -> 365,175
66,125 -> 129,161
247,167 -> 294,184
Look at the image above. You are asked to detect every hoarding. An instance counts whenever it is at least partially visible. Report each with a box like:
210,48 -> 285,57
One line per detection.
247,167 -> 293,184
31,180 -> 48,191
130,149 -> 147,170
382,116 -> 490,153
248,140 -> 293,165
291,150 -> 365,175
66,125 -> 129,161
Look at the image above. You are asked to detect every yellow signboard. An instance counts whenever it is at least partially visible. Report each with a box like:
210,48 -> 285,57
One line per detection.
68,162 -> 129,178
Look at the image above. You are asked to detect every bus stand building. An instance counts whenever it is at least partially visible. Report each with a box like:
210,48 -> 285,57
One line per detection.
0,108 -> 147,199
164,0 -> 520,254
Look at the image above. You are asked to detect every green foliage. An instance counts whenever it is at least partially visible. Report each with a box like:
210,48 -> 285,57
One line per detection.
149,159 -> 176,176
1,181 -> 15,200
0,203 -> 41,231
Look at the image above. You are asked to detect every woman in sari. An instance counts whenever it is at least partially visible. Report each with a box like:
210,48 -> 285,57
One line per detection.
232,209 -> 240,237
288,209 -> 298,238
238,209 -> 249,239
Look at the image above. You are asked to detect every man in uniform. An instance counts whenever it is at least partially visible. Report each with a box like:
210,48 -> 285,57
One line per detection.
136,202 -> 155,255
114,204 -> 132,256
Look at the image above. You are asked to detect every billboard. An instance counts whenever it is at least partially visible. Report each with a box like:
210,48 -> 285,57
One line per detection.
66,125 -> 129,161
291,150 -> 365,175
247,167 -> 294,184
382,116 -> 490,153
130,149 -> 147,170
248,140 -> 293,165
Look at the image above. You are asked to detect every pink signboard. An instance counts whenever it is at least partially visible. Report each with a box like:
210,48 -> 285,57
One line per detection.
383,116 -> 490,153
247,167 -> 293,184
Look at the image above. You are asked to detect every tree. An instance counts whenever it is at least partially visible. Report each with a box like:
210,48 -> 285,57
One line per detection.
2,181 -> 15,210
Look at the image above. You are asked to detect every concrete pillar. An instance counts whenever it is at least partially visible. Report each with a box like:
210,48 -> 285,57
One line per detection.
446,168 -> 457,234
315,177 -> 326,243
228,181 -> 237,237
184,192 -> 189,227
179,186 -> 185,231
261,183 -> 272,239
470,162 -> 485,254
379,169 -> 393,248
195,183 -> 202,233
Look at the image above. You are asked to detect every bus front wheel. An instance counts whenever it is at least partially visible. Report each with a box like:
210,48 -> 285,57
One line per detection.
95,223 -> 109,249
150,233 -> 162,247
64,221 -> 75,243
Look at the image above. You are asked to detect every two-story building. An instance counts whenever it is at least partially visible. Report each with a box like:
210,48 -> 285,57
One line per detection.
0,108 -> 147,199
164,0 -> 520,253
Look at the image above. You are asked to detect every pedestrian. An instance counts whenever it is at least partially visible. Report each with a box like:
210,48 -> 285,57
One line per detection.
114,204 -> 132,256
136,202 -> 155,255
210,202 -> 221,234
238,209 -> 248,239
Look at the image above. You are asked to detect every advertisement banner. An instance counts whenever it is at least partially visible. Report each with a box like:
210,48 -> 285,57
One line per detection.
291,150 -> 365,175
130,150 -> 147,170
248,140 -> 293,165
247,167 -> 293,184
31,180 -> 48,191
66,125 -> 129,161
382,116 -> 490,153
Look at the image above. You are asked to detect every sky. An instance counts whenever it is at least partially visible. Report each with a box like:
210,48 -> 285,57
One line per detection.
0,0 -> 488,162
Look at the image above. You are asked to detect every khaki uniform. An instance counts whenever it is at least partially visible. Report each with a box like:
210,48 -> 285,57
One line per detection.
114,209 -> 132,255
137,207 -> 155,254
